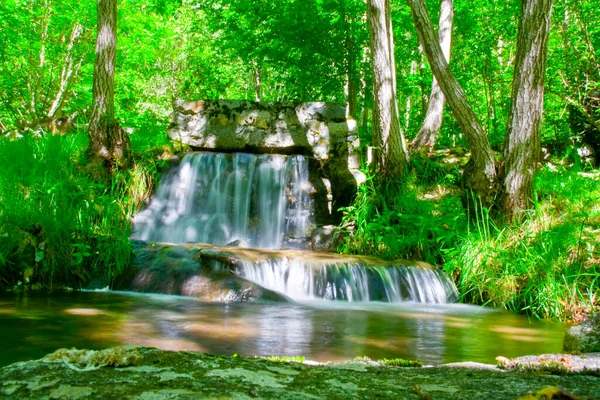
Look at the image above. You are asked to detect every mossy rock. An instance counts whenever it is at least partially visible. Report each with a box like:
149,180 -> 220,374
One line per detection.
564,313 -> 600,353
2,347 -> 600,399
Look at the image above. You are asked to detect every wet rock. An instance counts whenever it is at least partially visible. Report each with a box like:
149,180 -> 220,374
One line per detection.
564,313 -> 600,353
311,225 -> 342,252
113,241 -> 287,303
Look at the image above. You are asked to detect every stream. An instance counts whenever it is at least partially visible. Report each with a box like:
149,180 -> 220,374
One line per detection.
0,290 -> 564,368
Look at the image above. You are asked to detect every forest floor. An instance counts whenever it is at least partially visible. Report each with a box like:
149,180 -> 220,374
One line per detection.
1,347 -> 599,399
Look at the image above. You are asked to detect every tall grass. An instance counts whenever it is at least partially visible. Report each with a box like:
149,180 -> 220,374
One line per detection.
340,158 -> 599,321
0,132 -> 167,290
444,166 -> 599,321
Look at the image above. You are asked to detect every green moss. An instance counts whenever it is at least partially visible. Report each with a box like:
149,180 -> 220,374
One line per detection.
3,347 -> 600,399
42,346 -> 143,370
266,355 -> 306,363
205,368 -> 288,389
378,358 -> 423,368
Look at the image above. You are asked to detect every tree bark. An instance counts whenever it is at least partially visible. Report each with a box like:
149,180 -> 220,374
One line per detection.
367,0 -> 409,178
410,0 -> 453,153
47,24 -> 84,119
341,1 -> 359,118
88,0 -> 131,167
408,0 -> 498,203
253,66 -> 261,102
346,23 -> 358,118
502,0 -> 553,220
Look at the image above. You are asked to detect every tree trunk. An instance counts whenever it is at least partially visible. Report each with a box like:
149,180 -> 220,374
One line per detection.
47,24 -> 84,119
410,0 -> 453,153
88,0 -> 131,168
253,66 -> 261,102
346,29 -> 358,118
408,0 -> 498,203
342,2 -> 359,119
366,0 -> 409,178
502,0 -> 553,220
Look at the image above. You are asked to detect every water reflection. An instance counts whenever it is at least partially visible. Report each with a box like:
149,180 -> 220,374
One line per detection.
0,291 -> 565,367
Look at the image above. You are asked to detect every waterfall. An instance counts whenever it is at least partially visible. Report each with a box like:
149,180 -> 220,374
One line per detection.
132,151 -> 459,304
132,152 -> 314,249
235,258 -> 458,303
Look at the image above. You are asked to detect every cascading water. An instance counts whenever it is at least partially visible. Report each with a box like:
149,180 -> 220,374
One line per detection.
132,152 -> 314,249
235,258 -> 458,303
132,151 -> 459,304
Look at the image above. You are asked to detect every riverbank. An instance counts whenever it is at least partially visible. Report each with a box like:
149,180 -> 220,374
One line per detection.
1,347 -> 599,399
0,133 -> 598,321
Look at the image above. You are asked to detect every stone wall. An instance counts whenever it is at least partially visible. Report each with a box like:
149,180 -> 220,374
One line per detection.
168,99 -> 365,221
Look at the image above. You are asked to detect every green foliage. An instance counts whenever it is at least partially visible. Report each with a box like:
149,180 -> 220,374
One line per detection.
0,133 -> 167,290
0,0 -> 95,130
0,0 -> 597,160
443,166 -> 600,321
0,0 -> 598,323
339,161 -> 465,265
340,159 -> 599,321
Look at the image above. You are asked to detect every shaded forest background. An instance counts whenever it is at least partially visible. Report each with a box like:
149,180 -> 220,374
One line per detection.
0,0 -> 598,321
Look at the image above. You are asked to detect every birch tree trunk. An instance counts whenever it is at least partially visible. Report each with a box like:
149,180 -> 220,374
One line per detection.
410,0 -> 453,153
88,0 -> 131,167
253,66 -> 261,102
408,0 -> 498,203
366,0 -> 409,178
47,24 -> 83,119
502,0 -> 553,220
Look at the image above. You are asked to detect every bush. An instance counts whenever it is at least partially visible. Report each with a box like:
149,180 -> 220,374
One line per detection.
0,132 -> 168,290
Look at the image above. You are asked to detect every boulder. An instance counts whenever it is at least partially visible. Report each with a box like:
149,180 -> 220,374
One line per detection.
311,225 -> 342,252
563,313 -> 600,353
113,241 -> 287,303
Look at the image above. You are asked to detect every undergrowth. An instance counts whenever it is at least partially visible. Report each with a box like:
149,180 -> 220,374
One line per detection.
0,131 -> 170,290
340,157 -> 599,321
338,157 -> 465,265
444,166 -> 599,321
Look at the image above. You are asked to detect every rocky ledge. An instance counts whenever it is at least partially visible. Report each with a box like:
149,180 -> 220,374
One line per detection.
1,347 -> 599,399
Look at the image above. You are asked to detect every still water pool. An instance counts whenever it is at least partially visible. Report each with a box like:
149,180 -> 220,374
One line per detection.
0,290 -> 565,367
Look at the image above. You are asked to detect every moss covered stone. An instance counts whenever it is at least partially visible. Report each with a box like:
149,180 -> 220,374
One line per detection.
1,347 -> 600,399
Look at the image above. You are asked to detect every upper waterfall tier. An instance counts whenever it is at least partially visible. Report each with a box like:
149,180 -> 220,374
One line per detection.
132,152 -> 314,249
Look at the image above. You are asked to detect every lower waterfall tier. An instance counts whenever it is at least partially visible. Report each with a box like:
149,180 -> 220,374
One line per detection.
118,242 -> 458,304
236,259 -> 456,303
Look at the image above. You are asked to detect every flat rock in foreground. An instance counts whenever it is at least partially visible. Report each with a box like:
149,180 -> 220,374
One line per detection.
2,347 -> 600,399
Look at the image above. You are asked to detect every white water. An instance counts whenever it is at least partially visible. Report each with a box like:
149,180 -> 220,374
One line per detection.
132,152 -> 314,249
235,258 -> 458,303
132,151 -> 459,304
